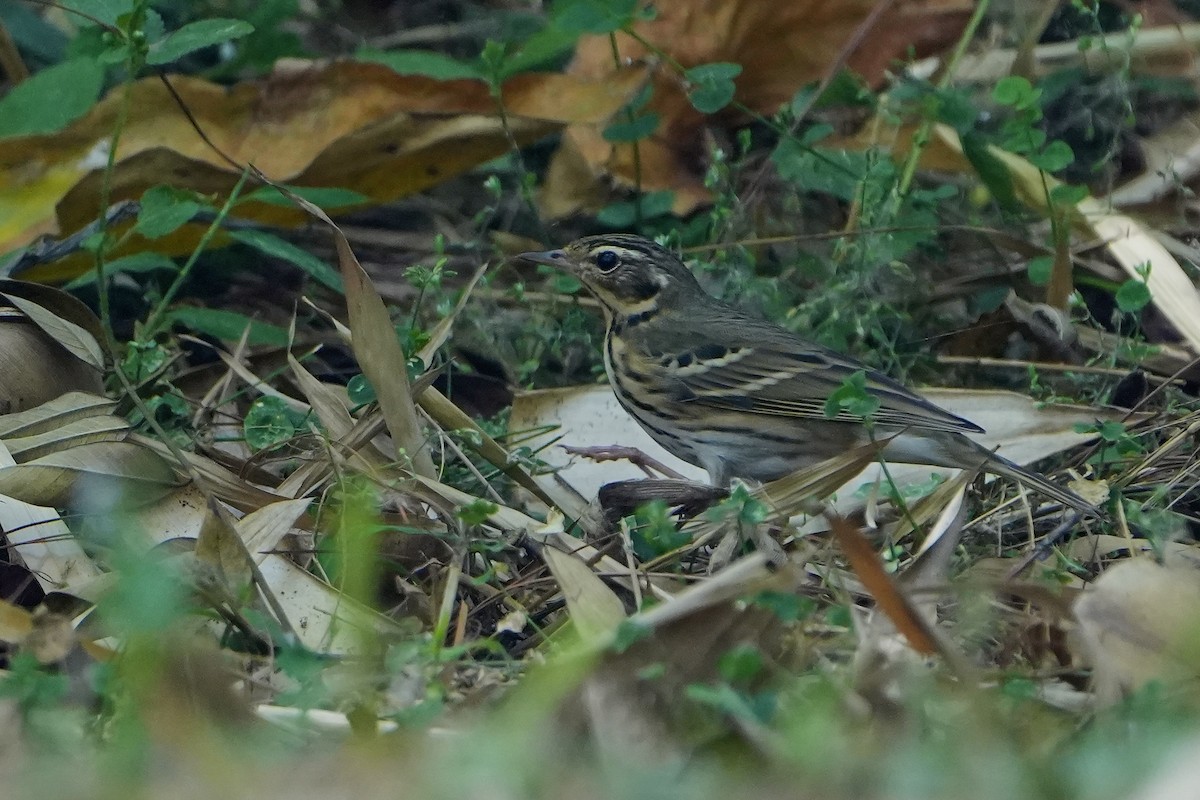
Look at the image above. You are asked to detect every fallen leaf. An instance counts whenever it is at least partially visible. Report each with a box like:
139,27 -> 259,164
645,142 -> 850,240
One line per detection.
0,440 -> 181,508
545,0 -> 972,215
1073,558 -> 1200,706
2,60 -> 644,279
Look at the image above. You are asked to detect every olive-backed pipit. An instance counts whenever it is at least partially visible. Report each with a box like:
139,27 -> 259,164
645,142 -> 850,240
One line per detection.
519,234 -> 1094,512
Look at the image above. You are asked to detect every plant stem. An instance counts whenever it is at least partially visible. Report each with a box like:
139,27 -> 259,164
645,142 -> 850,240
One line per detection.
141,168 -> 252,339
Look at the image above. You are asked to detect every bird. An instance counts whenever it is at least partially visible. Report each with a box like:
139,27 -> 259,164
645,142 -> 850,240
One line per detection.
518,233 -> 1096,513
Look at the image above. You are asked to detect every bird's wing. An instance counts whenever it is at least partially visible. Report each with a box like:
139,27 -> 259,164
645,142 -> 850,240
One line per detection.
654,311 -> 982,434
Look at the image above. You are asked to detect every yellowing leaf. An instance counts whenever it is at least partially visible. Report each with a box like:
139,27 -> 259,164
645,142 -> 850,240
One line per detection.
2,62 -> 644,280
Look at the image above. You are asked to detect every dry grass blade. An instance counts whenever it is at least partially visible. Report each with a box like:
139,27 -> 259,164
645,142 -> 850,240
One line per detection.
540,543 -> 627,644
418,386 -> 586,518
933,123 -> 1200,354
235,497 -> 312,564
286,195 -> 435,478
413,474 -> 672,602
756,438 -> 892,520
0,500 -> 101,595
130,433 -> 290,511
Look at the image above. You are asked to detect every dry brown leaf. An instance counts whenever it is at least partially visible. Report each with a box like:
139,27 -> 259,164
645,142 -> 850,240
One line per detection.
0,280 -> 106,369
193,498 -> 254,594
3,415 -> 129,462
545,0 -> 971,215
0,313 -> 105,413
0,440 -> 181,508
1073,558 -> 1200,707
1,61 -> 644,278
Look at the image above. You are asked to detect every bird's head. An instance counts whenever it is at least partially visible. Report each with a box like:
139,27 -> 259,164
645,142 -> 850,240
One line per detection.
517,234 -> 702,321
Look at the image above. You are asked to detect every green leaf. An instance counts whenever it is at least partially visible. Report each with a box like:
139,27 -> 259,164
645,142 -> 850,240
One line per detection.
1049,183 -> 1088,205
595,190 -> 675,227
551,273 -> 581,294
500,25 -> 580,77
772,140 -> 868,202
2,0 -> 69,63
346,374 -> 376,406
993,75 -> 1038,109
65,252 -> 178,289
134,185 -> 203,239
1028,140 -> 1075,172
1115,279 -> 1151,313
56,0 -> 133,27
684,62 -> 743,83
229,230 -> 344,294
242,185 -> 369,209
798,123 -> 834,146
244,396 -> 306,451
552,0 -> 638,34
147,18 -> 254,65
1027,255 -> 1054,286
718,644 -> 763,684
356,48 -> 484,80
167,307 -> 290,346
602,113 -> 659,142
961,132 -> 1018,210
823,370 -> 880,420
685,62 -> 741,114
748,590 -> 814,623
457,499 -> 500,526
629,499 -> 690,560
0,58 -> 104,138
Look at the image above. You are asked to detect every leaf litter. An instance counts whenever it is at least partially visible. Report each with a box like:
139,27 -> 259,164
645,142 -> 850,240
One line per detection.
2,3 -> 1200,800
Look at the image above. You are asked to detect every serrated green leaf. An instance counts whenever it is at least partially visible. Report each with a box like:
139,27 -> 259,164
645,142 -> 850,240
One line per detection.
147,18 -> 254,65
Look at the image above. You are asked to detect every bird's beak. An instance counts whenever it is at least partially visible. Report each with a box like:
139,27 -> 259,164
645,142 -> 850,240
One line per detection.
516,249 -> 571,268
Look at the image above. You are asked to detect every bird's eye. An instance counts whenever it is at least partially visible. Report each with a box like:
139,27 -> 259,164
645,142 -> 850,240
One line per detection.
594,250 -> 621,272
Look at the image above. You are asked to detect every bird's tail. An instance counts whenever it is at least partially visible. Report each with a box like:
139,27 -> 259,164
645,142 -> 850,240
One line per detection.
888,431 -> 1099,514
